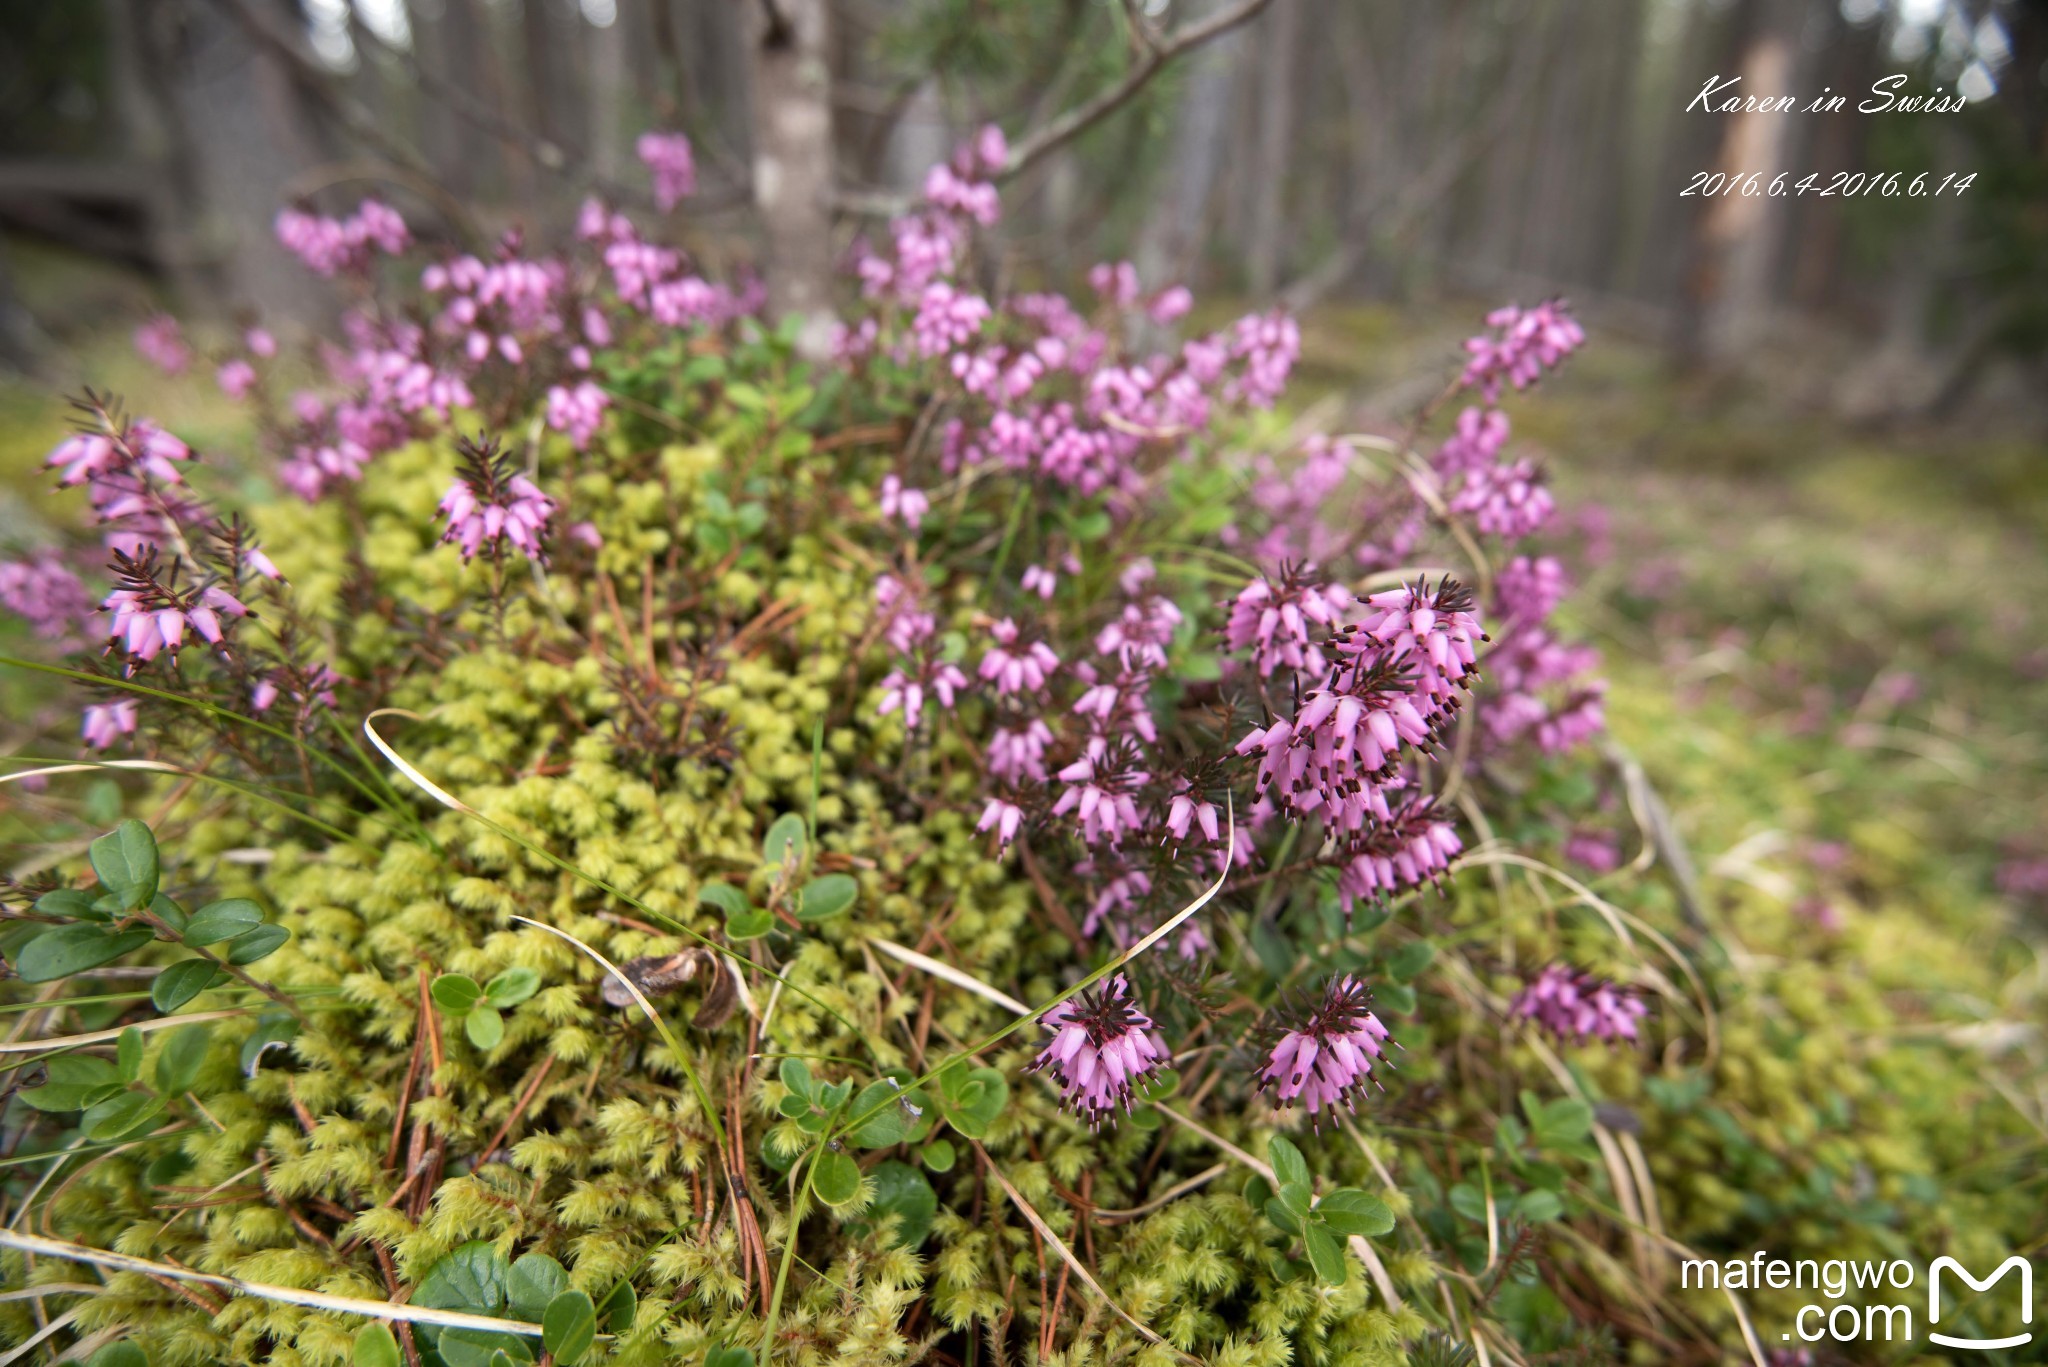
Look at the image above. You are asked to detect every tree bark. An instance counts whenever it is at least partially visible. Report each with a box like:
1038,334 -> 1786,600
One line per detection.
747,0 -> 837,356
1133,0 -> 1248,290
1242,0 -> 1301,298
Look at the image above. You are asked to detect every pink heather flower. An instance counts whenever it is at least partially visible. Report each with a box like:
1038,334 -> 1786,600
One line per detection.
1461,300 -> 1585,401
102,583 -> 239,662
979,619 -> 1059,696
637,131 -> 698,211
977,797 -> 1025,847
923,163 -> 999,226
1052,736 -> 1148,845
1449,456 -> 1554,539
251,663 -> 339,714
1511,965 -> 1647,1045
244,547 -> 283,580
1255,976 -> 1394,1125
877,661 -> 968,730
217,359 -> 258,400
275,199 -> 410,276
1224,572 -> 1347,677
911,282 -> 990,357
82,700 -> 138,750
1996,856 -> 2048,902
438,437 -> 556,563
545,380 -> 609,451
1088,261 -> 1141,307
1227,311 -> 1300,408
873,574 -> 936,652
1094,595 -> 1182,671
878,475 -> 930,532
987,720 -> 1054,783
1433,406 -> 1510,476
134,315 -> 190,374
1028,974 -> 1167,1126
1163,789 -> 1222,845
1020,564 -> 1059,599
566,521 -> 603,549
0,556 -> 93,642
1149,286 -> 1193,324
972,123 -> 1008,175
1494,555 -> 1569,629
1563,829 -> 1621,874
1347,578 -> 1486,706
1335,798 -> 1462,911
246,327 -> 277,358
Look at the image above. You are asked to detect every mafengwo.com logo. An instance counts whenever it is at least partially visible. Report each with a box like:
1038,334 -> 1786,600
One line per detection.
1681,1250 -> 2034,1351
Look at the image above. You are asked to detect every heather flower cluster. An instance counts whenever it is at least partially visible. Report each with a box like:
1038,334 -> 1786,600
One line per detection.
1255,976 -> 1395,1125
1511,964 -> 1649,1044
1028,975 -> 1168,1126
437,436 -> 557,563
2,123 -> 1633,1159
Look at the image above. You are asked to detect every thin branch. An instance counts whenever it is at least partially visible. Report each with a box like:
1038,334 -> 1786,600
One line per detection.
998,0 -> 1276,183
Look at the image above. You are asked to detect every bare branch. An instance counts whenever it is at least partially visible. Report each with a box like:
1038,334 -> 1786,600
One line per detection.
999,0 -> 1276,184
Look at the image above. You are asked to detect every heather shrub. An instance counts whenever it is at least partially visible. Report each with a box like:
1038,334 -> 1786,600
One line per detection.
0,131 -> 2036,1367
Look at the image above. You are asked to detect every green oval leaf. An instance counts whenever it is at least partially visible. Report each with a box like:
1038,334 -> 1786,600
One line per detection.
540,1289 -> 596,1364
812,1148 -> 862,1206
82,1089 -> 167,1141
1264,1195 -> 1303,1236
155,1023 -> 212,1095
848,1079 -> 913,1148
1316,1188 -> 1395,1237
1385,940 -> 1435,983
20,1054 -> 122,1112
860,1159 -> 938,1248
705,1348 -> 754,1367
117,1026 -> 144,1083
1517,1188 -> 1564,1223
1267,1135 -> 1310,1192
726,908 -> 775,940
413,1240 -> 510,1315
86,1344 -> 148,1367
778,1056 -> 814,1100
795,873 -> 857,922
180,898 -> 263,947
33,888 -> 100,921
919,1138 -> 956,1173
431,973 -> 485,1014
437,1328 -> 532,1367
761,812 -> 807,869
148,893 -> 189,937
595,1281 -> 636,1333
697,881 -> 751,918
89,820 -> 158,910
485,967 -> 540,1009
353,1322 -> 401,1367
224,922 -> 290,965
17,925 -> 154,983
466,1006 -> 505,1050
942,1066 -> 1008,1140
1302,1220 -> 1350,1284
152,959 -> 226,1012
506,1252 -> 568,1320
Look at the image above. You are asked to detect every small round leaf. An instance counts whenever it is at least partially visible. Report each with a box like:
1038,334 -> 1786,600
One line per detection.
812,1147 -> 862,1206
431,974 -> 485,1014
541,1289 -> 597,1364
353,1323 -> 401,1367
466,1006 -> 505,1050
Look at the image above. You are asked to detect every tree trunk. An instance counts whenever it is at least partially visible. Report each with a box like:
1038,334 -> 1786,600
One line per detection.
1242,0 -> 1301,298
747,0 -> 837,356
1133,0 -> 1248,291
157,0 -> 328,321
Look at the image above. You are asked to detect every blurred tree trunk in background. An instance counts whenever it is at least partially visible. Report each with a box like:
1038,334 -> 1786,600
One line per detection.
1676,0 -> 1805,363
1134,0 -> 1248,288
748,0 -> 836,354
1242,0 -> 1301,297
152,0 -> 329,321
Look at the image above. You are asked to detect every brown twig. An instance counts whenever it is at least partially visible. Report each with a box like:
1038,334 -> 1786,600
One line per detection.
476,1055 -> 557,1163
998,0 -> 1276,183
